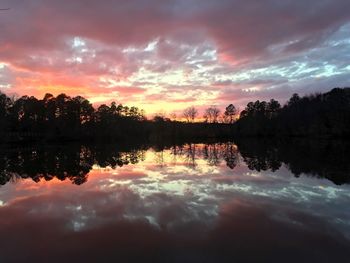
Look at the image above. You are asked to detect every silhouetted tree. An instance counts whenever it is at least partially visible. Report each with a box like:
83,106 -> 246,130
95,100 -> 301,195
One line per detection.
183,106 -> 198,123
204,106 -> 220,123
0,92 -> 12,132
267,99 -> 281,118
223,104 -> 237,123
288,93 -> 300,106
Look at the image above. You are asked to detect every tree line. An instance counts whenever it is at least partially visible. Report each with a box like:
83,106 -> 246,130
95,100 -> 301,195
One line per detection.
0,92 -> 236,142
0,92 -> 149,141
234,87 -> 350,137
0,87 -> 349,142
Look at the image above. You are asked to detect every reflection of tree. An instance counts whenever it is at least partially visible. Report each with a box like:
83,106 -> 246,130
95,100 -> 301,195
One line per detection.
223,143 -> 238,169
203,144 -> 221,166
168,144 -> 197,168
170,144 -> 182,164
93,145 -> 145,169
236,138 -> 350,185
169,143 -> 239,169
1,139 -> 348,187
184,144 -> 197,168
3,145 -> 93,185
154,150 -> 165,167
0,145 -> 145,186
237,139 -> 281,172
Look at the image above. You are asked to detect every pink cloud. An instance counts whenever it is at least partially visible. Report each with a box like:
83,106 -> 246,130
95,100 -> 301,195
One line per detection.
1,0 -> 350,113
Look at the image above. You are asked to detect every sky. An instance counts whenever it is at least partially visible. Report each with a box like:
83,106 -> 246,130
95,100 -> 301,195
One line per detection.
0,0 -> 350,116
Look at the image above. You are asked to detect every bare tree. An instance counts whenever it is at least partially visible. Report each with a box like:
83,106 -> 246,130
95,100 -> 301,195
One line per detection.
203,106 -> 220,123
183,106 -> 198,123
170,112 -> 177,121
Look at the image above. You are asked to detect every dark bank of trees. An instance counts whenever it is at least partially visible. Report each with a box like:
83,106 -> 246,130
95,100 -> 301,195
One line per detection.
0,92 -> 235,142
1,87 -> 350,142
234,88 -> 350,137
0,92 -> 151,142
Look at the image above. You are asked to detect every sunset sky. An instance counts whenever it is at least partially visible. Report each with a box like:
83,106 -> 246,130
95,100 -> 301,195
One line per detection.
1,0 -> 350,115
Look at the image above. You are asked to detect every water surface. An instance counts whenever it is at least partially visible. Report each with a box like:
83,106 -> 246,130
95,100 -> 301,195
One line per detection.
0,140 -> 349,262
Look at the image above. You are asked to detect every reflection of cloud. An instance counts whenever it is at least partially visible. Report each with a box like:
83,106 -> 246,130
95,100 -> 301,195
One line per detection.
0,188 -> 349,262
0,144 -> 350,261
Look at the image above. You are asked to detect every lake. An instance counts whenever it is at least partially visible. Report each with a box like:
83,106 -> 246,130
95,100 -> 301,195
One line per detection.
0,139 -> 349,262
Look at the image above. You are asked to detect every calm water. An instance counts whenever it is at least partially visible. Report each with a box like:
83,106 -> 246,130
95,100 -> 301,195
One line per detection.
0,140 -> 349,262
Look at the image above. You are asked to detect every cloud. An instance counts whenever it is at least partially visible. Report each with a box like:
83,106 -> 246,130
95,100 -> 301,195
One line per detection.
0,0 -> 350,113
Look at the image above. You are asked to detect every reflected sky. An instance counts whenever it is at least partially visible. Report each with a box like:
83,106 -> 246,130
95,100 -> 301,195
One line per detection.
0,143 -> 349,262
